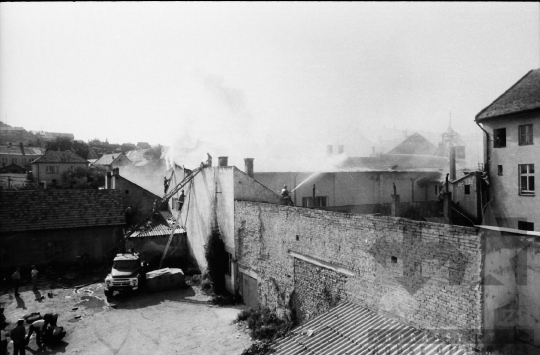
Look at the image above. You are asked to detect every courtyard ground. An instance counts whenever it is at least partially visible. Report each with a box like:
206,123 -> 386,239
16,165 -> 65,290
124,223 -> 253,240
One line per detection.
0,272 -> 252,355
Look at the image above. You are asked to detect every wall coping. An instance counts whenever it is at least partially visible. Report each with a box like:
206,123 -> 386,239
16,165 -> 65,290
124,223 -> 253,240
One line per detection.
288,250 -> 356,277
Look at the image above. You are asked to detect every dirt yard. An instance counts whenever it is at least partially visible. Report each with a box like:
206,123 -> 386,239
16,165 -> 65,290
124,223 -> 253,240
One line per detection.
0,273 -> 252,355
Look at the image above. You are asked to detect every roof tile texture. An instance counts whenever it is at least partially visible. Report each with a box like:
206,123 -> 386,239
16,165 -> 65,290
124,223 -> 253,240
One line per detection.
0,189 -> 125,232
477,69 -> 540,120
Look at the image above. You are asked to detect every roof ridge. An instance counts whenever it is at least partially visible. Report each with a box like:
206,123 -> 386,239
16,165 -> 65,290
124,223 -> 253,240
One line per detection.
475,69 -> 534,121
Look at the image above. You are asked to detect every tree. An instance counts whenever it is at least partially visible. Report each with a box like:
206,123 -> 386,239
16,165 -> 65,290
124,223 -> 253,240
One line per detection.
60,165 -> 107,189
45,137 -> 90,159
45,137 -> 73,152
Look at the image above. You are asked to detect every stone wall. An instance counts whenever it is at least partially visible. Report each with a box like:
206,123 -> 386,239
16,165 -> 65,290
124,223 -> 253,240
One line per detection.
235,201 -> 484,347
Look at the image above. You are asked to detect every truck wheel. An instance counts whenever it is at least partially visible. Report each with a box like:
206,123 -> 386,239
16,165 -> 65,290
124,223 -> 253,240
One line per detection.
104,290 -> 113,298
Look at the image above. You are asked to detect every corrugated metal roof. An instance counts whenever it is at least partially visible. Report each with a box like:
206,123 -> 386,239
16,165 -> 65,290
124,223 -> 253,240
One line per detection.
274,302 -> 468,355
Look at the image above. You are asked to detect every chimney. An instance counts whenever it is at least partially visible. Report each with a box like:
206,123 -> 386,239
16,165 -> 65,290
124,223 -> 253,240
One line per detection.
244,158 -> 254,178
391,183 -> 400,217
19,142 -> 25,155
106,171 -> 112,189
449,146 -> 456,181
218,156 -> 228,167
371,147 -> 375,157
338,145 -> 344,154
327,145 -> 333,155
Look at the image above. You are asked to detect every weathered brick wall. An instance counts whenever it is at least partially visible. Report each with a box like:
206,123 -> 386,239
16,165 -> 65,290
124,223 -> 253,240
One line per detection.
235,201 -> 484,346
293,258 -> 348,323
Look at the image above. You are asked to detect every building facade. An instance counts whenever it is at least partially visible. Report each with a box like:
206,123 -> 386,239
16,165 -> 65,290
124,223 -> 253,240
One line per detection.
0,143 -> 43,172
476,68 -> 540,231
0,189 -> 125,272
31,150 -> 89,186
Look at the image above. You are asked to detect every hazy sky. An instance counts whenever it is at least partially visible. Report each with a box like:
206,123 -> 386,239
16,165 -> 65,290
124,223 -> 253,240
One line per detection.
1,3 -> 539,155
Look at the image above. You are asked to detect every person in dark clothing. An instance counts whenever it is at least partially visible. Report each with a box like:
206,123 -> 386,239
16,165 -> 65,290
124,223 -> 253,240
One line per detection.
43,313 -> 59,329
11,267 -> 21,296
125,206 -> 133,226
1,324 -> 8,355
164,177 -> 170,194
281,185 -> 293,206
10,319 -> 26,355
178,190 -> 185,211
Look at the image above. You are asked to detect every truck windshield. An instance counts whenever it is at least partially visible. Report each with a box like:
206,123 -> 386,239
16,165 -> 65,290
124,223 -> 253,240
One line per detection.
113,260 -> 139,269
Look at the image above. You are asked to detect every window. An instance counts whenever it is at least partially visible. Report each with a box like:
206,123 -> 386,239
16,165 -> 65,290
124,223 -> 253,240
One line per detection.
519,164 -> 535,196
464,184 -> 471,194
125,190 -> 130,194
434,185 -> 439,195
12,158 -> 17,164
518,221 -> 534,231
498,165 -> 503,176
391,256 -> 398,264
1,158 -> 7,164
493,128 -> 506,148
519,124 -> 533,145
302,196 -> 328,208
46,166 -> 59,174
46,241 -> 62,259
52,179 -> 58,186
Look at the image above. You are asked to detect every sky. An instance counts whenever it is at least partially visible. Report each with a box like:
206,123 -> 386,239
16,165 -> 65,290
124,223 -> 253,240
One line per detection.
1,3 -> 539,170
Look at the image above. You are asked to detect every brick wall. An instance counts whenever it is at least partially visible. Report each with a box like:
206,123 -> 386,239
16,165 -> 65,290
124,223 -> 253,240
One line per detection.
235,201 -> 484,347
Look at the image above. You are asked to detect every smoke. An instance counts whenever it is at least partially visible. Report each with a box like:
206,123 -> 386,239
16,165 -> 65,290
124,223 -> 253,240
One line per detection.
163,72 -> 351,173
119,160 -> 167,197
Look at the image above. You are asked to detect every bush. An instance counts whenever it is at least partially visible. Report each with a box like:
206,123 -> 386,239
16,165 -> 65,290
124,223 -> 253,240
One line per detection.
200,279 -> 212,291
234,307 -> 294,341
204,230 -> 228,295
241,340 -> 275,355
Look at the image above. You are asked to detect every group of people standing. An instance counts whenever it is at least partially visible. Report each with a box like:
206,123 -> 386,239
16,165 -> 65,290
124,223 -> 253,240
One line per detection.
11,266 -> 39,297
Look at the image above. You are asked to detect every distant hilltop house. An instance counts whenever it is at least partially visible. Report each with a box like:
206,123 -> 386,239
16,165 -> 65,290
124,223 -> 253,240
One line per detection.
31,150 -> 89,187
476,68 -> 540,231
30,130 -> 74,141
0,143 -> 43,173
93,152 -> 131,171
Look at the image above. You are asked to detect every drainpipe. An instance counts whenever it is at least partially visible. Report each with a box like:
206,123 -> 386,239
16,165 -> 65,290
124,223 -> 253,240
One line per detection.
476,121 -> 490,205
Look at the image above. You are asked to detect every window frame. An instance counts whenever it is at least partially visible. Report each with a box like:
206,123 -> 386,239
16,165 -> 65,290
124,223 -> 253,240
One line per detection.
493,128 -> 506,148
518,164 -> 535,196
518,124 -> 533,146
497,165 -> 503,176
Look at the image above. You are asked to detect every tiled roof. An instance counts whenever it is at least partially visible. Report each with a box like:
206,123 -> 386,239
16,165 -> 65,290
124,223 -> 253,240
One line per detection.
32,150 -> 88,164
386,133 -> 437,155
0,145 -> 43,156
476,69 -> 540,121
130,211 -> 185,238
0,189 -> 125,232
275,302 -> 467,355
94,153 -> 121,166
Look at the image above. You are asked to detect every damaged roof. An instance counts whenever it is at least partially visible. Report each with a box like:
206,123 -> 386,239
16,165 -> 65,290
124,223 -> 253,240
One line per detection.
0,189 -> 125,232
476,68 -> 540,121
130,211 -> 185,237
274,302 -> 466,355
